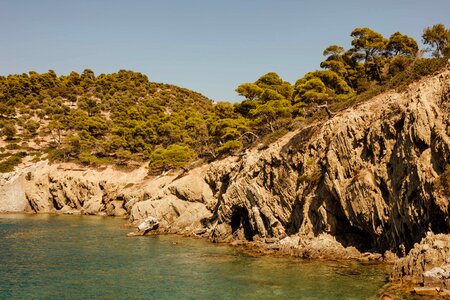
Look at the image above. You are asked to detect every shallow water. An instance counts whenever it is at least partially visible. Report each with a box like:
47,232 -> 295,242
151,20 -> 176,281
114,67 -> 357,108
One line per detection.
0,214 -> 399,299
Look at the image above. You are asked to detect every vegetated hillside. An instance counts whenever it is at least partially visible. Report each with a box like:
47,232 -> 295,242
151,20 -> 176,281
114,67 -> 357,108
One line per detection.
0,70 -> 224,169
0,24 -> 449,174
5,67 -> 449,255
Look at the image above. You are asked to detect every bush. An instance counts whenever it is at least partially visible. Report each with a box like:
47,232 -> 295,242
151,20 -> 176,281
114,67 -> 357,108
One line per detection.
24,120 -> 40,135
387,58 -> 447,91
5,143 -> 21,150
1,123 -> 16,140
216,140 -> 243,156
148,145 -> 195,173
0,152 -> 27,173
78,152 -> 111,166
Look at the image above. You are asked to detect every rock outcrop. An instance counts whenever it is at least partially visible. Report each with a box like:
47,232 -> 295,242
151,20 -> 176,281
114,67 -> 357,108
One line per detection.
1,69 -> 449,290
391,233 -> 450,296
202,69 -> 450,256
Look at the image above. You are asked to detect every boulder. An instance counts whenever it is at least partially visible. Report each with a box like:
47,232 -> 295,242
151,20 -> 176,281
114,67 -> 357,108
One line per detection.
137,216 -> 159,232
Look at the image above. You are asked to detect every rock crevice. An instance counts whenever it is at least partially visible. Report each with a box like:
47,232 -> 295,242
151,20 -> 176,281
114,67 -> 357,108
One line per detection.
1,69 -> 449,290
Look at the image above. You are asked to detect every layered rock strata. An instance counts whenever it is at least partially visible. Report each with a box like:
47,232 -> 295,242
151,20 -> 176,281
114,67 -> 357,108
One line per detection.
1,69 -> 449,288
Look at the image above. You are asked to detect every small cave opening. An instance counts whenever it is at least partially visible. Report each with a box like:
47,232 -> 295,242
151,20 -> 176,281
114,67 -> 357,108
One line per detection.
230,206 -> 254,241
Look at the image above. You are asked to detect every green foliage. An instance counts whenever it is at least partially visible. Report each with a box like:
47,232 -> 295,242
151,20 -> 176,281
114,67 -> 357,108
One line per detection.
0,24 -> 446,174
0,152 -> 26,173
115,149 -> 133,165
236,72 -> 293,104
385,58 -> 447,91
422,23 -> 450,57
235,83 -> 263,100
342,57 -> 447,109
293,70 -> 354,104
250,99 -> 292,132
1,123 -> 17,140
78,97 -> 100,116
24,120 -> 40,136
235,72 -> 294,134
298,159 -> 322,185
320,45 -> 347,75
350,27 -> 389,82
386,32 -> 418,56
216,140 -> 243,156
148,145 -> 195,172
351,27 -> 387,60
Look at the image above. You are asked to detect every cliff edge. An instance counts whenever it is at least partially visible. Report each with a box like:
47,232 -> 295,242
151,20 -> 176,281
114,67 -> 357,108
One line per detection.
1,68 -> 449,291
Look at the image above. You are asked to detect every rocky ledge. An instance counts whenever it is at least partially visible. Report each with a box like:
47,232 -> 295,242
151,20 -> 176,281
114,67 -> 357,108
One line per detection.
391,233 -> 450,297
1,69 -> 449,294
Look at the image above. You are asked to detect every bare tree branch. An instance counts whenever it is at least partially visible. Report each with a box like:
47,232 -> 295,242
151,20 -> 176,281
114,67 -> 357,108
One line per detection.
317,101 -> 334,119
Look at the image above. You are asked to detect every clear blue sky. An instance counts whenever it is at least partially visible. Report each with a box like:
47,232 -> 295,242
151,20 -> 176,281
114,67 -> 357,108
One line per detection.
0,0 -> 449,102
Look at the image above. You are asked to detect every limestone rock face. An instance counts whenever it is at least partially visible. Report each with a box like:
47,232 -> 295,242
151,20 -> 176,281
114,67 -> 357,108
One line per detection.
202,70 -> 450,254
0,70 -> 449,261
0,161 -> 45,212
0,161 -> 151,216
391,233 -> 450,291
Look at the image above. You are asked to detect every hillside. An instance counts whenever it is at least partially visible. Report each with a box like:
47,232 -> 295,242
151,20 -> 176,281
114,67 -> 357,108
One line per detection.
0,70 -> 229,170
1,24 -> 450,296
1,67 -> 449,294
1,24 -> 449,175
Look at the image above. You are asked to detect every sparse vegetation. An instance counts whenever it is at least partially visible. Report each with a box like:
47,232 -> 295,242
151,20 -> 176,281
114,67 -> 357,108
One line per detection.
0,152 -> 27,173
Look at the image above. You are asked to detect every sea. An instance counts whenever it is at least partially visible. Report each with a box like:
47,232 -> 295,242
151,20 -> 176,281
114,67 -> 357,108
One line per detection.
0,214 -> 407,299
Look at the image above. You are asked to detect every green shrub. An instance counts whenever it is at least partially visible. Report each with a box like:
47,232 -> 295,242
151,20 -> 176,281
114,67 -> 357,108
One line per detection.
216,140 -> 243,156
387,58 -> 447,91
78,152 -> 112,166
24,120 -> 40,135
298,160 -> 322,185
0,152 -> 27,173
148,145 -> 195,173
5,143 -> 21,150
1,123 -> 16,140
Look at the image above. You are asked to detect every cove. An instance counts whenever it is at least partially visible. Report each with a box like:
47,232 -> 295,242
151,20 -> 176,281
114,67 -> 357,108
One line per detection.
1,214 -> 399,299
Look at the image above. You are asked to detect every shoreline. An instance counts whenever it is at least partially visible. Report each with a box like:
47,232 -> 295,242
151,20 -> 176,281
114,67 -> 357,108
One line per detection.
1,211 -> 446,298
1,69 -> 449,298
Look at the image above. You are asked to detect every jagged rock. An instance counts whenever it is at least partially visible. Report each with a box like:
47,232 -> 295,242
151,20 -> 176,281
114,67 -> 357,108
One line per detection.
391,233 -> 450,291
130,196 -> 212,234
137,216 -> 159,232
413,286 -> 450,297
424,266 -> 450,289
0,69 -> 449,288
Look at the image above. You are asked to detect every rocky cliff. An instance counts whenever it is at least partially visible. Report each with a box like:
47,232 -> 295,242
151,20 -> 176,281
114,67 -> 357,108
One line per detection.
1,68 -> 449,287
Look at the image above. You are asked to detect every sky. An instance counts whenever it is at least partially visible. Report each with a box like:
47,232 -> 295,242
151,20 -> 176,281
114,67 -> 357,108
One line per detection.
0,0 -> 449,102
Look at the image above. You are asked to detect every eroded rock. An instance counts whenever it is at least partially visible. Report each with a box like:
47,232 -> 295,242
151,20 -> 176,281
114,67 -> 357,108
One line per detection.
391,233 -> 450,293
0,69 -> 449,289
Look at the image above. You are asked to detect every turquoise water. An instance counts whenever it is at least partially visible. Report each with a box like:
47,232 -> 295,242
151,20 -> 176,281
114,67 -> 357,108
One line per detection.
0,214 -> 394,299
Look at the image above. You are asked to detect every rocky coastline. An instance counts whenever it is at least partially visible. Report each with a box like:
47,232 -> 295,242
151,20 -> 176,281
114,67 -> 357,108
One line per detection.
1,69 -> 449,296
